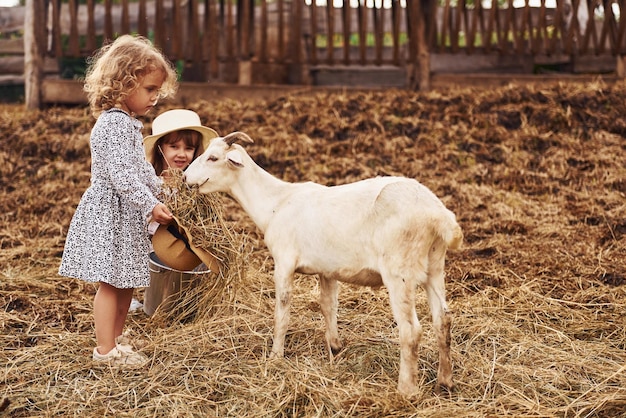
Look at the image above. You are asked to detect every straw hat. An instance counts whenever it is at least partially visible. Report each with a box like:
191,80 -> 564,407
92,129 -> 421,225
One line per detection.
152,217 -> 221,273
143,109 -> 218,164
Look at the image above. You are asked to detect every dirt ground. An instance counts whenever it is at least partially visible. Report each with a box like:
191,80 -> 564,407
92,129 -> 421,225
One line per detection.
1,80 -> 625,417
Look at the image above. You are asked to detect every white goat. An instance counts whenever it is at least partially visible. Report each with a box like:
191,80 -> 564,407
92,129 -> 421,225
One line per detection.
184,132 -> 463,395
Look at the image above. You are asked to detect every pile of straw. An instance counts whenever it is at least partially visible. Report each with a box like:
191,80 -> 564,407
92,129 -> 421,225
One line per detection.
152,169 -> 248,323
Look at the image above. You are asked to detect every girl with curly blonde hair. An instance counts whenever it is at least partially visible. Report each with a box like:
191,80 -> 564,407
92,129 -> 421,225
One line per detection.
59,35 -> 178,365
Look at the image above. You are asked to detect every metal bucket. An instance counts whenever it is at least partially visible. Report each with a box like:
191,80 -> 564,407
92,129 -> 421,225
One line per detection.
144,251 -> 212,316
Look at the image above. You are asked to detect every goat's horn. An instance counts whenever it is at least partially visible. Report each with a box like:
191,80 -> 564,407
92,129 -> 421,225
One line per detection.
223,131 -> 254,146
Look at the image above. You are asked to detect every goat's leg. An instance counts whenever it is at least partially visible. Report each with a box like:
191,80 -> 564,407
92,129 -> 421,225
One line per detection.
319,275 -> 342,361
384,272 -> 422,396
269,266 -> 295,359
425,242 -> 455,393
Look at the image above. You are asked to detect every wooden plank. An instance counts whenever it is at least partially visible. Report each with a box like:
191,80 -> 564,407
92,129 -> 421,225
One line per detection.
573,54 -> 616,73
616,2 -> 626,53
458,0 -> 470,53
138,0 -> 147,36
518,1 -> 530,54
121,0 -> 130,34
309,0 -> 318,65
238,0 -> 252,84
373,3 -> 383,65
0,56 -> 59,74
562,0 -> 576,54
0,38 -> 23,54
605,3 -> 618,54
226,0 -> 235,60
187,0 -> 203,80
451,0 -> 460,52
310,64 -> 406,87
505,0 -> 518,54
155,0 -> 165,51
431,52 -> 535,73
391,0 -> 400,64
172,0 -> 182,59
86,0 -> 96,51
240,0 -> 250,58
208,0 -> 218,78
535,1 -> 548,55
548,0 -> 564,55
104,0 -> 113,40
24,0 -> 45,109
259,0 -> 268,62
440,0 -> 450,53
405,0 -> 415,62
277,0 -> 284,60
466,1 -> 477,53
342,1 -> 350,65
51,0 -> 62,58
358,1 -> 366,64
485,1 -> 496,53
42,79 -> 87,104
38,75 -> 623,106
200,0 -> 209,64
326,4 -> 334,64
0,74 -> 25,84
290,0 -> 302,65
498,2 -> 509,54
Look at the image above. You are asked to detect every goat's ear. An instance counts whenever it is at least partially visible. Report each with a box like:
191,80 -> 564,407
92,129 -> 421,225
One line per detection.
226,150 -> 244,167
223,131 -> 254,146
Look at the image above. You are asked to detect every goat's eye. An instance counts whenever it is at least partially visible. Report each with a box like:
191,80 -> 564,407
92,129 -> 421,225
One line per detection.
208,155 -> 218,162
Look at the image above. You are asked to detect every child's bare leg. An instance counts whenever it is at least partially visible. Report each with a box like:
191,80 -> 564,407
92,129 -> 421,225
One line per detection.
114,287 -> 134,338
94,282 -> 119,354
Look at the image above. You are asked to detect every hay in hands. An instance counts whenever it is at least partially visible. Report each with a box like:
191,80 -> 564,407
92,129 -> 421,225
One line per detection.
153,168 -> 248,323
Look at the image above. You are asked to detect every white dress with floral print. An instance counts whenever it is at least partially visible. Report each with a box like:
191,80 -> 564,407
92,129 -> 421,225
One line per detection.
59,109 -> 162,288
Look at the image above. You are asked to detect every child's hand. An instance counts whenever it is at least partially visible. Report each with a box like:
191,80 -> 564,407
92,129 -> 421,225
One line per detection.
151,203 -> 173,224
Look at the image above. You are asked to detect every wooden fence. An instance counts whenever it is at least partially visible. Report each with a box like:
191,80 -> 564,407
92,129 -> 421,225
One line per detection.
2,0 -> 626,106
33,0 -> 421,85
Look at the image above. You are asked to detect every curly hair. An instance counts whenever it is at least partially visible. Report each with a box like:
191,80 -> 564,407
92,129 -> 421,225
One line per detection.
83,35 -> 178,117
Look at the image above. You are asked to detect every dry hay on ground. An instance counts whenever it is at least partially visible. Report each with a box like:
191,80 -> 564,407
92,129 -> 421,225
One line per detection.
1,80 -> 625,417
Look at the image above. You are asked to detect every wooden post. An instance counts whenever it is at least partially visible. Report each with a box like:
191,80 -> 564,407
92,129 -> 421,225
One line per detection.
24,0 -> 44,110
238,0 -> 252,85
408,0 -> 431,91
617,55 -> 626,78
288,0 -> 304,84
417,0 -> 431,91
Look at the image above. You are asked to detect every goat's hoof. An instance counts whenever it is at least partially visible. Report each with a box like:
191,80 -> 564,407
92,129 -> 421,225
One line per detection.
397,383 -> 419,397
330,344 -> 343,356
434,381 -> 456,396
268,351 -> 284,360
328,337 -> 343,356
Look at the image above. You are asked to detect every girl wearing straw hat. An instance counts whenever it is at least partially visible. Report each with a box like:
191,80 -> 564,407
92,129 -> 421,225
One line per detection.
58,35 -> 178,366
142,110 -> 222,313
143,109 -> 218,177
143,108 -> 219,250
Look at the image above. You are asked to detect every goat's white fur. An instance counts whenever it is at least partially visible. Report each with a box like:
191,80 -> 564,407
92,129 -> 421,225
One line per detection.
185,132 -> 463,395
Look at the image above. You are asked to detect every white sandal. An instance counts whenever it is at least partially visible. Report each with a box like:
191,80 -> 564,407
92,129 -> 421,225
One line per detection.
93,345 -> 148,366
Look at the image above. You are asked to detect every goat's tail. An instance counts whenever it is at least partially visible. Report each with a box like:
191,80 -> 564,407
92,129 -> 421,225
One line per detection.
438,211 -> 463,251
